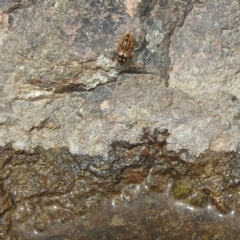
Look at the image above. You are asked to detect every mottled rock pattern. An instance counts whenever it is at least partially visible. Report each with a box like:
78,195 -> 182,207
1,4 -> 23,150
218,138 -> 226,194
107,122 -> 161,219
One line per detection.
0,0 -> 240,238
169,0 -> 240,153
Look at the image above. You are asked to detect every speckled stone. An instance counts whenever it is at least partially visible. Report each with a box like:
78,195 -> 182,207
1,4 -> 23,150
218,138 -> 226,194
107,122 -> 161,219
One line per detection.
1,0 -> 240,238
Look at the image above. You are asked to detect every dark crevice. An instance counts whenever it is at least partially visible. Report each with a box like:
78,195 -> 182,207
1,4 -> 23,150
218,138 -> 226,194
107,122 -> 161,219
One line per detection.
3,3 -> 21,13
139,0 -> 157,18
2,0 -> 37,13
53,79 -> 116,94
118,69 -> 157,75
54,84 -> 86,94
137,0 -> 195,87
29,118 -> 50,132
28,77 -> 118,94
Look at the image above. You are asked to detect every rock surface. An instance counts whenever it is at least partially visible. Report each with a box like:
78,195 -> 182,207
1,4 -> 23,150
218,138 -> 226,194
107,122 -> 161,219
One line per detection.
0,0 -> 240,238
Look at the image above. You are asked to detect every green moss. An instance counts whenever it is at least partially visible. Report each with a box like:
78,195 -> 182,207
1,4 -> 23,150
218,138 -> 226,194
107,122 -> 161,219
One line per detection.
187,193 -> 205,207
172,180 -> 191,200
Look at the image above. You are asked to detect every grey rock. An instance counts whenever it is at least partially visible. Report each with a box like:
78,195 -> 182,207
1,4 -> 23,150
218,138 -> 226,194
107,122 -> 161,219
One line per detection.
169,0 -> 240,153
0,0 -> 239,157
1,0 -> 240,238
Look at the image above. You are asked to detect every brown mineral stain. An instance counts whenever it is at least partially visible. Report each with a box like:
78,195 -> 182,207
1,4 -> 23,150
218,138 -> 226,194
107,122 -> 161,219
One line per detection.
121,166 -> 147,184
123,172 -> 145,184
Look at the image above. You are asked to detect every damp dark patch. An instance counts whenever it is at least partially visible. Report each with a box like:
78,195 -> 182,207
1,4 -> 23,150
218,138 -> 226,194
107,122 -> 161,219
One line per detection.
1,129 -> 240,237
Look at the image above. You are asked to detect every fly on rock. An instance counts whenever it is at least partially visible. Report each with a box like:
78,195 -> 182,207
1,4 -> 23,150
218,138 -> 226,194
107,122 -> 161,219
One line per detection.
112,33 -> 134,65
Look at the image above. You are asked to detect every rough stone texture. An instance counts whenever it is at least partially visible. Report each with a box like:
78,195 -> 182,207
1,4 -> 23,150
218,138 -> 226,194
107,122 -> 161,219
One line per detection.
169,0 -> 240,154
0,0 -> 193,156
0,0 -> 240,238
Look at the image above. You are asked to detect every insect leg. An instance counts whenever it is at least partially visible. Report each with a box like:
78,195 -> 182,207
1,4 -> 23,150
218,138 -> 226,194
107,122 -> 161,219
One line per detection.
112,51 -> 117,61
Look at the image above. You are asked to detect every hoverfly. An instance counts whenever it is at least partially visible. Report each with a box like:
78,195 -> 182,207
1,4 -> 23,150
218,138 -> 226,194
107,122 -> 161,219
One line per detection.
112,33 -> 134,65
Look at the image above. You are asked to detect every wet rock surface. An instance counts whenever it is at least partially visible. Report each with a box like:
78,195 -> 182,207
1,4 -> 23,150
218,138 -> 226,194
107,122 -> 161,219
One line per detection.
0,0 -> 240,238
2,132 -> 240,238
